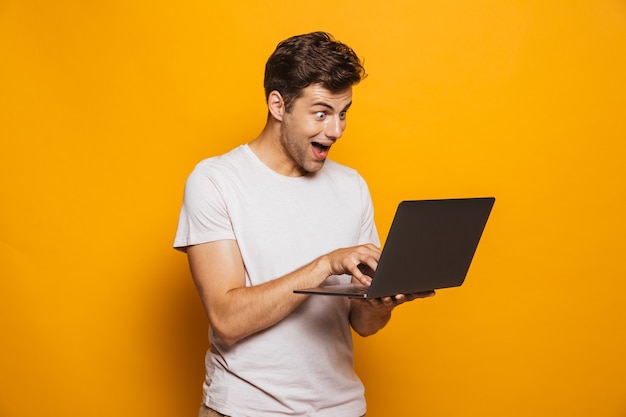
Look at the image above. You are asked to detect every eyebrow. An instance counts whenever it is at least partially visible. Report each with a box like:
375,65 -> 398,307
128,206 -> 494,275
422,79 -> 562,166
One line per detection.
312,101 -> 353,112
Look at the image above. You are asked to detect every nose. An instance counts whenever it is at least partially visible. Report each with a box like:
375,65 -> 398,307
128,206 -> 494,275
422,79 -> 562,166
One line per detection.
324,116 -> 345,140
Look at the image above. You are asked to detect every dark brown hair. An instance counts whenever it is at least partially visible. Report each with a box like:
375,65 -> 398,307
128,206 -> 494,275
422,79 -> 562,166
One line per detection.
264,31 -> 366,112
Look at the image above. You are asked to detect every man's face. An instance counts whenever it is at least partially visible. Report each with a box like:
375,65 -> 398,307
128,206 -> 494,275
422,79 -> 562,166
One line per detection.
279,84 -> 352,176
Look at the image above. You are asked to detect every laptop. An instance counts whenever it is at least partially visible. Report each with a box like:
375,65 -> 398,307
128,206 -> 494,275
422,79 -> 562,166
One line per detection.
294,197 -> 495,298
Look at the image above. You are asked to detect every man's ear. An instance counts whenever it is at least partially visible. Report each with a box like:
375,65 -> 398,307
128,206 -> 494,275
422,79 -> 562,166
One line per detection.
268,90 -> 284,121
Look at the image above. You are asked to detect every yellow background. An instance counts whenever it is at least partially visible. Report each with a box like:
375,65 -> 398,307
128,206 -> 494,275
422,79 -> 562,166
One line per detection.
2,1 -> 625,416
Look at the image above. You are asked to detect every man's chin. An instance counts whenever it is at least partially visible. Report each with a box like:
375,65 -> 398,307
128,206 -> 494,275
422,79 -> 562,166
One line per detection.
303,159 -> 326,174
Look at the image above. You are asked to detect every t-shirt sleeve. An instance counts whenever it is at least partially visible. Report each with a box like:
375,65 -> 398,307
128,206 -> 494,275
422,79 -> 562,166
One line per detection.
173,163 -> 235,252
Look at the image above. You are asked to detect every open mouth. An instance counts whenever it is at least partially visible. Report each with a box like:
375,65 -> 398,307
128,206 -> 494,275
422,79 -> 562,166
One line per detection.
311,142 -> 331,159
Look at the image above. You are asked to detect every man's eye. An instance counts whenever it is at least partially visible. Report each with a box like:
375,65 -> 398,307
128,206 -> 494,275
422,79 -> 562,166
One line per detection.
315,112 -> 326,120
339,111 -> 347,120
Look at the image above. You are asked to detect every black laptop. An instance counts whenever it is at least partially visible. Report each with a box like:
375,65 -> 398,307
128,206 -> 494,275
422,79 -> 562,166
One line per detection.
294,197 -> 495,298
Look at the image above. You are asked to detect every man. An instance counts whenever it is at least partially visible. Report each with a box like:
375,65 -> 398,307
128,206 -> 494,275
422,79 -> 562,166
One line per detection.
174,31 -> 434,417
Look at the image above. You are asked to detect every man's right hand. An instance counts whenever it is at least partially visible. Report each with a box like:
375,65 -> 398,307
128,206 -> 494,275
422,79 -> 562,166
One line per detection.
322,243 -> 381,287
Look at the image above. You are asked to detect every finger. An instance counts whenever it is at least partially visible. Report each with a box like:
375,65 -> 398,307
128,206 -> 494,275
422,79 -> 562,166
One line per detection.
415,290 -> 436,298
352,270 -> 372,287
390,294 -> 408,306
381,296 -> 397,306
404,290 -> 436,301
358,244 -> 381,266
351,258 -> 379,287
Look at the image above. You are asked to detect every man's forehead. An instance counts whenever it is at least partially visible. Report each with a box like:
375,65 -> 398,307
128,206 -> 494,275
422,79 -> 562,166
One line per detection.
298,84 -> 353,108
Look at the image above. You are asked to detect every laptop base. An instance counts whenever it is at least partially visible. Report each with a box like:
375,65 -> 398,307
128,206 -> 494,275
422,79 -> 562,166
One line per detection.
294,283 -> 369,298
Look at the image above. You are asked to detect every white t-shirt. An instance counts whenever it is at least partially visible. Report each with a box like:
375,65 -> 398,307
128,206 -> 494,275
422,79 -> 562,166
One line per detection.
174,145 -> 379,417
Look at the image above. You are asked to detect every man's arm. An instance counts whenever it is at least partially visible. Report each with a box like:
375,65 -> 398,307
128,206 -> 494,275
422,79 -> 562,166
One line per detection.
349,291 -> 436,337
187,240 -> 381,346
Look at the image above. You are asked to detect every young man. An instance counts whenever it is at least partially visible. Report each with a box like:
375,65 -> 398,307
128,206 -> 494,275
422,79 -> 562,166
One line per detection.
174,31 -> 434,417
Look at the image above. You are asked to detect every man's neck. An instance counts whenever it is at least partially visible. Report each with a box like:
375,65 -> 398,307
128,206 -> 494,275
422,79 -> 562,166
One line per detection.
248,122 -> 307,177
